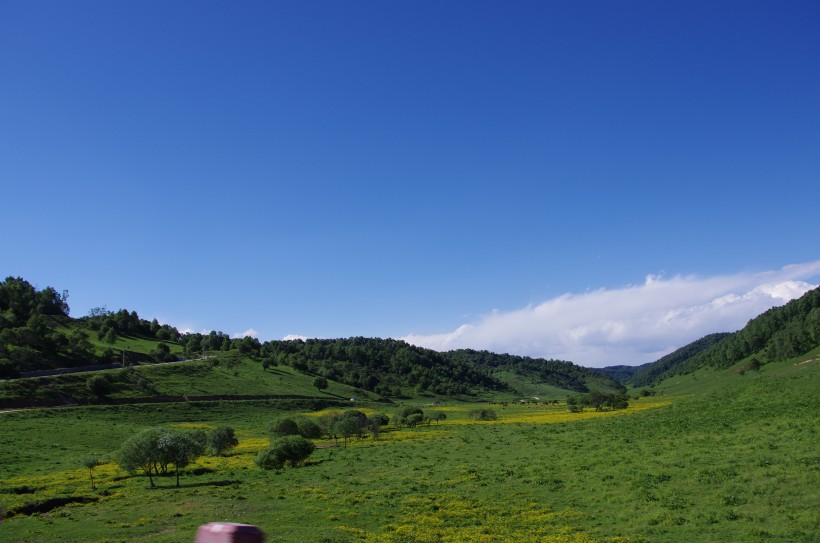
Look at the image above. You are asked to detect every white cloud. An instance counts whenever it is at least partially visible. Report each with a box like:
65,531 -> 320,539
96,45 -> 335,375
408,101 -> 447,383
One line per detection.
282,334 -> 308,341
232,328 -> 258,339
402,261 -> 820,368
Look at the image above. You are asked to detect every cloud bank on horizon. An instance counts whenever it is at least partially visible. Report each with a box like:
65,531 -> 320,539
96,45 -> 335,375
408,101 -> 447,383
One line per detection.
402,261 -> 820,368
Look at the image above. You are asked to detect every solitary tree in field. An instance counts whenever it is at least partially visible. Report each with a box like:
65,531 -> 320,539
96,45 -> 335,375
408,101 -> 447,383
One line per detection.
313,376 -> 329,392
82,455 -> 103,490
429,411 -> 447,424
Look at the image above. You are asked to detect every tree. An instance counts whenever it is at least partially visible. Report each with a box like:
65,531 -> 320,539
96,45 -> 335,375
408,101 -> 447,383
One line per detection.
158,431 -> 203,487
429,411 -> 447,424
118,428 -> 165,488
468,408 -> 497,421
312,376 -> 329,392
209,427 -> 239,456
103,327 -> 117,344
87,374 -> 111,397
270,417 -> 300,437
118,428 -> 202,487
152,342 -> 175,362
82,454 -> 103,489
406,413 -> 424,428
333,417 -> 358,447
255,436 -> 315,469
296,418 -> 322,439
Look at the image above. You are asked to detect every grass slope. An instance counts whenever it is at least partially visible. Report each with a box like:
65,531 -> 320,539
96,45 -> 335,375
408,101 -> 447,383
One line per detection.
1,350 -> 817,542
0,357 -> 377,408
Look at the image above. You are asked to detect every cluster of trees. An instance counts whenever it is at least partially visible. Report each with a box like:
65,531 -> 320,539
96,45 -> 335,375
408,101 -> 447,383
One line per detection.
83,308 -> 180,345
259,338 -> 506,397
0,277 -> 193,376
118,426 -> 238,487
632,286 -> 820,386
448,349 -> 608,393
467,408 -> 498,420
271,409 -> 390,447
566,392 -> 629,412
0,277 -> 88,376
178,331 -> 261,356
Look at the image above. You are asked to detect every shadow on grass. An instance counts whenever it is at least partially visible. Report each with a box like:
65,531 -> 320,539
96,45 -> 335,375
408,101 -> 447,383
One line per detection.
155,479 -> 242,490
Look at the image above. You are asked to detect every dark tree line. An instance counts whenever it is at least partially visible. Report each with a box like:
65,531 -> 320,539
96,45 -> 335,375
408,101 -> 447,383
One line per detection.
260,337 -> 507,397
566,391 -> 629,412
83,308 -> 181,344
448,349 -> 616,393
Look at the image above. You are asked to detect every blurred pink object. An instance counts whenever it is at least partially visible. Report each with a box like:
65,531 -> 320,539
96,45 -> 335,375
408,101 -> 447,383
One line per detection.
195,522 -> 265,543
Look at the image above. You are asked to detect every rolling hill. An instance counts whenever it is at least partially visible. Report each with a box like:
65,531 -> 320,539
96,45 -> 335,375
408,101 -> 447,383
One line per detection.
629,285 -> 820,386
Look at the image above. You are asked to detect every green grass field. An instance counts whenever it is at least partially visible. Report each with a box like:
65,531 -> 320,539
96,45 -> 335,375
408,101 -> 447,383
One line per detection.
0,354 -> 817,543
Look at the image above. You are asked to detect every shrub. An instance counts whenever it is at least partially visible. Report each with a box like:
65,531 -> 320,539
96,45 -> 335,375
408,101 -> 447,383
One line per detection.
86,375 -> 111,396
468,408 -> 497,421
269,417 -> 300,437
255,436 -> 315,469
295,418 -> 322,439
209,427 -> 239,456
406,413 -> 425,427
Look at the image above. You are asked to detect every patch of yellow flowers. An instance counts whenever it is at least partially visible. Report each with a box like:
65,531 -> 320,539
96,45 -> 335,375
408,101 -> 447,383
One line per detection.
337,493 -> 633,543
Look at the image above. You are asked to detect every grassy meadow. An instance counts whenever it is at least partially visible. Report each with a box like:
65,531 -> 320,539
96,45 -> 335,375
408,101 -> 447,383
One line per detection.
1,354 -> 818,543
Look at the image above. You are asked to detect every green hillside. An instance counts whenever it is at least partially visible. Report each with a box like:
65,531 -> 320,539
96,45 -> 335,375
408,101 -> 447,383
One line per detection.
631,286 -> 820,386
0,277 -> 186,377
590,363 -> 650,383
448,349 -> 623,395
628,333 -> 731,387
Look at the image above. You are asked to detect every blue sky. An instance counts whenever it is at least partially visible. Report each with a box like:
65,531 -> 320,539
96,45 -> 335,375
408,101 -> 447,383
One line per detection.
2,1 -> 819,366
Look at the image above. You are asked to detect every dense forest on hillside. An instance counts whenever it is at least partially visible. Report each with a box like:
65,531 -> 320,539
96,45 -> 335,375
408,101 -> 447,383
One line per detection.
592,364 -> 650,384
633,286 -> 820,385
628,333 -> 731,387
260,338 -> 506,397
448,349 -> 617,393
0,277 -> 185,377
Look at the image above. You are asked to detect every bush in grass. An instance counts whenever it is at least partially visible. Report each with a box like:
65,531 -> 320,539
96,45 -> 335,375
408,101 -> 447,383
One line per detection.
406,412 -> 425,427
295,418 -> 322,439
468,408 -> 497,421
209,427 -> 239,456
370,412 -> 390,427
398,406 -> 423,419
86,374 -> 111,396
255,436 -> 315,469
269,417 -> 300,437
